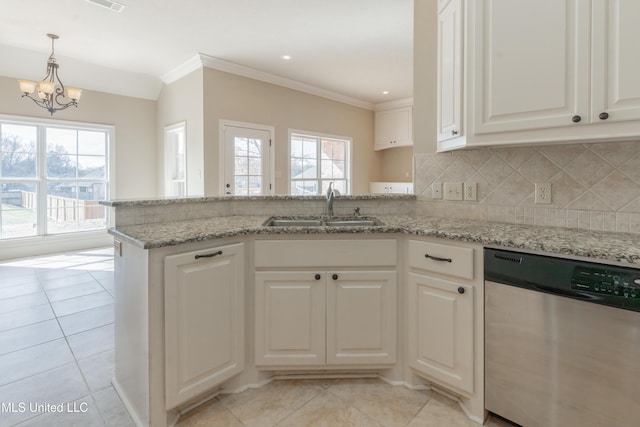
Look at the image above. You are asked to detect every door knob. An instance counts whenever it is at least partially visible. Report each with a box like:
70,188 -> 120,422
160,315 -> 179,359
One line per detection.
315,274 -> 321,280
458,287 -> 465,294
599,112 -> 609,120
332,274 -> 339,280
571,115 -> 582,123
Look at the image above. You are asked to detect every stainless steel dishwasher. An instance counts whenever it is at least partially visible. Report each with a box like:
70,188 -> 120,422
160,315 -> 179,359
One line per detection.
484,248 -> 640,427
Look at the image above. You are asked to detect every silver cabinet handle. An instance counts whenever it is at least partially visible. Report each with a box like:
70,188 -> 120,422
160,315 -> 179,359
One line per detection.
195,250 -> 223,259
425,253 -> 452,263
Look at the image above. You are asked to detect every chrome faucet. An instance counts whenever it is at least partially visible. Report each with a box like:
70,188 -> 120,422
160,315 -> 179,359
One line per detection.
326,182 -> 335,217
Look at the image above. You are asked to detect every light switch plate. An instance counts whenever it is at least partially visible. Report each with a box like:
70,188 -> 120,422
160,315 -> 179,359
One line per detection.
432,182 -> 442,199
535,183 -> 552,204
444,182 -> 463,201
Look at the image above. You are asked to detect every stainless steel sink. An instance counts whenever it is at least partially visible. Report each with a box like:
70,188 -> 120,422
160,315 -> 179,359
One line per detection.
266,219 -> 323,227
264,217 -> 382,227
325,220 -> 376,227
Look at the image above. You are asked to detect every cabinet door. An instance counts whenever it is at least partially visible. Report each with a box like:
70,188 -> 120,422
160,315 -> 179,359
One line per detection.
326,271 -> 397,365
437,0 -> 463,143
408,272 -> 473,394
472,0 -> 590,134
374,107 -> 413,150
164,243 -> 244,409
592,0 -> 640,123
255,271 -> 326,366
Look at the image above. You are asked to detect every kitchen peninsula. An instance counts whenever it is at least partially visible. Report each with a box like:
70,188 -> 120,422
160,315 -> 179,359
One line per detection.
102,195 -> 640,427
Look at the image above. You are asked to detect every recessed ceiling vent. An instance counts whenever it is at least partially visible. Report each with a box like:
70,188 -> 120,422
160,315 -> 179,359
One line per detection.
85,0 -> 126,12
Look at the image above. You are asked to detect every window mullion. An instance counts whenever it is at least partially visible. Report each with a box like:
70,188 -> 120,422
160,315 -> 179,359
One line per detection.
37,125 -> 47,236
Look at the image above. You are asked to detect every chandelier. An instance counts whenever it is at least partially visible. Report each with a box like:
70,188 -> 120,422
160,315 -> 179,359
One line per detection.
18,34 -> 82,116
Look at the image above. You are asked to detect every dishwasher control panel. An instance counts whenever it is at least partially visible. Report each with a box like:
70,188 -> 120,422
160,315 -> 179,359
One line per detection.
571,266 -> 640,299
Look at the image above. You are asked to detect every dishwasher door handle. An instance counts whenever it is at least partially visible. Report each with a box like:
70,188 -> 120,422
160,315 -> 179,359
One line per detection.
533,284 -> 601,301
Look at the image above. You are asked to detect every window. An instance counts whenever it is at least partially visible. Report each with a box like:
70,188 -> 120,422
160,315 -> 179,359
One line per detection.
289,131 -> 350,195
164,122 -> 186,197
0,117 -> 110,240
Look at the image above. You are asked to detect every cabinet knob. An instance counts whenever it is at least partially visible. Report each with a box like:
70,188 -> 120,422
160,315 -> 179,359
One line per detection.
571,115 -> 582,123
599,112 -> 609,120
452,130 -> 458,135
458,287 -> 465,294
315,274 -> 321,281
332,274 -> 339,280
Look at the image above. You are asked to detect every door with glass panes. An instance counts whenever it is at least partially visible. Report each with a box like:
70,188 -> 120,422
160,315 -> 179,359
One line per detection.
222,124 -> 272,195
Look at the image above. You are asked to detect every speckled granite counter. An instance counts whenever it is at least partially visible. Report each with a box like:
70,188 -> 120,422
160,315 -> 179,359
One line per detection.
108,215 -> 640,265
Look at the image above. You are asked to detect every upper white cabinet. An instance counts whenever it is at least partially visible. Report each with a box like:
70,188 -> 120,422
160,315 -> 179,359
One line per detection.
472,0 -> 590,134
437,0 -> 463,143
437,0 -> 640,152
375,106 -> 413,150
164,243 -> 244,409
591,0 -> 640,123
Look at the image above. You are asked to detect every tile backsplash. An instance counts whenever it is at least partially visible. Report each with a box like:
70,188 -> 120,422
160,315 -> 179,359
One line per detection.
415,141 -> 640,234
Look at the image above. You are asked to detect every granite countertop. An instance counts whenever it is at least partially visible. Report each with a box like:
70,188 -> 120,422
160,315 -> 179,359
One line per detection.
108,215 -> 640,265
100,194 -> 415,207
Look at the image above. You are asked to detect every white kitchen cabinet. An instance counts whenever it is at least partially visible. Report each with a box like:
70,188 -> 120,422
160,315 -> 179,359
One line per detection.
408,273 -> 474,394
375,106 -> 413,150
591,0 -> 640,123
437,0 -> 640,152
327,271 -> 397,364
369,181 -> 414,194
254,271 -> 326,366
437,0 -> 463,143
164,243 -> 244,409
254,239 -> 397,368
407,238 -> 479,397
255,269 -> 397,367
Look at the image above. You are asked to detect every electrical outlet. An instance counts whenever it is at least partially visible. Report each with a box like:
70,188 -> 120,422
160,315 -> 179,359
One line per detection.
464,182 -> 477,201
535,183 -> 552,204
432,182 -> 442,199
444,182 -> 463,201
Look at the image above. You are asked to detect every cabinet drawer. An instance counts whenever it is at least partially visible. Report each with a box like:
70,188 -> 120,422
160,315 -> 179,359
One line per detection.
255,239 -> 397,268
408,240 -> 473,280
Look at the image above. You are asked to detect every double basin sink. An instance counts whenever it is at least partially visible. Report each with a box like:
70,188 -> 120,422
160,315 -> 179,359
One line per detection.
264,216 -> 384,227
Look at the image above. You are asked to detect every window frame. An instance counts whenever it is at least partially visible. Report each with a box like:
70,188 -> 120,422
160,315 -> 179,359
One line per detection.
288,129 -> 352,196
0,114 -> 114,240
164,121 -> 187,197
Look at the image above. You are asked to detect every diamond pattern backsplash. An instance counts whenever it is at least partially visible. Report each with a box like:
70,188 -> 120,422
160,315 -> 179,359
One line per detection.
414,141 -> 640,234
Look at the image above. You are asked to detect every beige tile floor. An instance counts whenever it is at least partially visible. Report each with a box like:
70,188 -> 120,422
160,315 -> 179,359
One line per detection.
1,248 -> 518,427
178,379 -> 518,427
0,248 -> 133,427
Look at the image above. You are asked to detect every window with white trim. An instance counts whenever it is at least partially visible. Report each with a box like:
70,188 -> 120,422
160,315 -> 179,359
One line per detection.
289,131 -> 350,195
164,122 -> 186,197
0,118 -> 110,240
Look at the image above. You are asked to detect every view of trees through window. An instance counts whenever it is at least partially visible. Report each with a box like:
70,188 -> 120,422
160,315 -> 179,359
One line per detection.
0,120 -> 109,239
290,133 -> 349,195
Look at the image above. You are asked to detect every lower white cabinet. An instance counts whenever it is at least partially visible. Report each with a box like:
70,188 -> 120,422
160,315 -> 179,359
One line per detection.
369,181 -> 414,194
164,243 -> 244,409
255,269 -> 397,367
407,238 -> 478,396
255,271 -> 326,366
407,272 -> 474,394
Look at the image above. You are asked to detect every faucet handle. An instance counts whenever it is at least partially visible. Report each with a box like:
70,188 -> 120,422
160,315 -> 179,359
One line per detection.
354,207 -> 360,216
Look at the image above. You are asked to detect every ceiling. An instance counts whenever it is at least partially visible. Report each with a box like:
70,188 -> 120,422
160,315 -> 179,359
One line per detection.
0,0 -> 413,106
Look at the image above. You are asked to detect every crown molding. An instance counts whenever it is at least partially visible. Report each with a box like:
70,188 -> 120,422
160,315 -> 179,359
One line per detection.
161,53 -> 375,111
160,55 -> 203,85
374,97 -> 414,111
